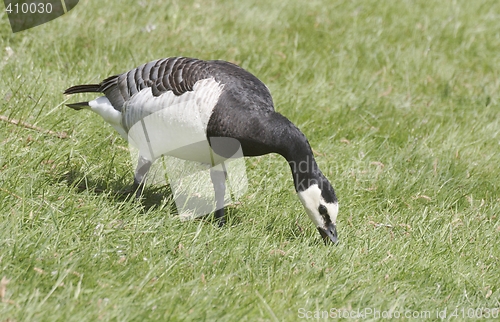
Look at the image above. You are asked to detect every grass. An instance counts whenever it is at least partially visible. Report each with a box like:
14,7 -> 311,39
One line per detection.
1,0 -> 499,320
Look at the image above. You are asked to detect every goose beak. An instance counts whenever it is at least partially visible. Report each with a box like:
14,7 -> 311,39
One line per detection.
317,222 -> 338,245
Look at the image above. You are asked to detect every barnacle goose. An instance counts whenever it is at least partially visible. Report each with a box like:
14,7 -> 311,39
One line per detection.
64,57 -> 338,244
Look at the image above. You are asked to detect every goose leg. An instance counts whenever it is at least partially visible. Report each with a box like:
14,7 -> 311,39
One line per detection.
210,165 -> 227,227
133,155 -> 152,199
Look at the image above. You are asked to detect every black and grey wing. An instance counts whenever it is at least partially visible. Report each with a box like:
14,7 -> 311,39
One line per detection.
99,57 -> 212,111
65,56 -> 275,113
65,57 -> 213,111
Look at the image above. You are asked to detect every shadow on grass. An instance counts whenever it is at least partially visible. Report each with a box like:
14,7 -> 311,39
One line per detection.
54,167 -> 243,227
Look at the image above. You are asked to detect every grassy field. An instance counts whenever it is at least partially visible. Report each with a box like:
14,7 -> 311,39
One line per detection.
1,0 -> 499,320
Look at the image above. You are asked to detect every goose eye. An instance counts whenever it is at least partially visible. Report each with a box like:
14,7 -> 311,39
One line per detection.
318,204 -> 328,216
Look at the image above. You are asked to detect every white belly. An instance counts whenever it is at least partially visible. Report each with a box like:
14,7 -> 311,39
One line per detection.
123,78 -> 224,163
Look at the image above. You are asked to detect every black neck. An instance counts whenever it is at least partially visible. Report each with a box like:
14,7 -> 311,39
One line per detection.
261,113 -> 323,193
242,112 -> 336,202
207,109 -> 325,193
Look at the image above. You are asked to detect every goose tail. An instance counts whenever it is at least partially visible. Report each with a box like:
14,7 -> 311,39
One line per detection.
64,84 -> 101,95
66,101 -> 90,110
64,83 -> 102,110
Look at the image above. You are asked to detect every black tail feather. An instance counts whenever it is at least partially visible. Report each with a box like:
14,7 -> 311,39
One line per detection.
66,101 -> 90,110
64,84 -> 101,95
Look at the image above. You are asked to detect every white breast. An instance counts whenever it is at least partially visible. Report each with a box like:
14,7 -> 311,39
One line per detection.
123,78 -> 225,163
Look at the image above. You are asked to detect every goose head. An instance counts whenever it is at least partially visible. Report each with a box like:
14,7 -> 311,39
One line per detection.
297,176 -> 338,244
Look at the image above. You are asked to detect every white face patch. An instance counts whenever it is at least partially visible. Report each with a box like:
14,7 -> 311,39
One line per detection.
297,184 -> 338,229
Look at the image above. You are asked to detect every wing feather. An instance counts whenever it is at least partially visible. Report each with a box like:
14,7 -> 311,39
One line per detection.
65,57 -> 275,113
